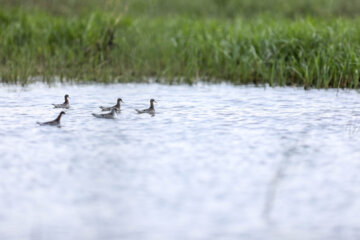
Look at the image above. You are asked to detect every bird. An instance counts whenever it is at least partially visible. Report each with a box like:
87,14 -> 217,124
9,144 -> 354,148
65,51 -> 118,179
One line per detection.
99,98 -> 123,112
52,94 -> 70,109
135,99 -> 156,115
37,111 -> 66,126
92,108 -> 117,119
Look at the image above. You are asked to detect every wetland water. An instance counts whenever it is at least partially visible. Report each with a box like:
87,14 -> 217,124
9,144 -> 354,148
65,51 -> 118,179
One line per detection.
1,83 -> 360,240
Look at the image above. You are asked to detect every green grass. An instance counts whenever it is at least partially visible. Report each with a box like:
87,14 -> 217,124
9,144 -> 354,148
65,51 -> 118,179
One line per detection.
1,6 -> 360,87
3,0 -> 360,18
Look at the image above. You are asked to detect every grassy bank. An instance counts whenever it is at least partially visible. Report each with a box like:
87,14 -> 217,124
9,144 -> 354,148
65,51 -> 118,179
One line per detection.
3,0 -> 360,18
1,8 -> 360,87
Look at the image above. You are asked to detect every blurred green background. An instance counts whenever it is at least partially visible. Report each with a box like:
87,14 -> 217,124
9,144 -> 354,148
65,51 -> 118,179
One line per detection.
2,0 -> 360,18
1,0 -> 360,87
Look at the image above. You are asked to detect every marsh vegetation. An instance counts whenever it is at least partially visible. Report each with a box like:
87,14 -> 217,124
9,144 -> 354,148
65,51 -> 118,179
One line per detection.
1,0 -> 360,87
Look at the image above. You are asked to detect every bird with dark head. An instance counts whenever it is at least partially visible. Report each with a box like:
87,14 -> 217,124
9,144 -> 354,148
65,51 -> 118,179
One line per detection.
100,98 -> 123,112
37,111 -> 66,126
53,94 -> 70,109
135,99 -> 157,115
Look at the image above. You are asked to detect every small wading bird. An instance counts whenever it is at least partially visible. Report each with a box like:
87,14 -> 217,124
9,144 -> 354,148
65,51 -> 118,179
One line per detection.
37,111 -> 66,126
135,99 -> 156,115
52,94 -> 70,109
99,98 -> 123,112
92,108 -> 117,119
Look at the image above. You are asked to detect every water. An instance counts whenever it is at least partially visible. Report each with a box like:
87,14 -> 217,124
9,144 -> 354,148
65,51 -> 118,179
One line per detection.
1,83 -> 360,240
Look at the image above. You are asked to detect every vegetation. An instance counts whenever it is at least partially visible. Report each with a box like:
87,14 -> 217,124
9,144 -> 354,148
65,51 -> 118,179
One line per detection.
1,0 -> 360,87
3,0 -> 360,18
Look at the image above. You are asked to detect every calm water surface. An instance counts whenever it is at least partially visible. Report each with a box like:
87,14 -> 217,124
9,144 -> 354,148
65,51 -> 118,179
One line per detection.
1,83 -> 360,240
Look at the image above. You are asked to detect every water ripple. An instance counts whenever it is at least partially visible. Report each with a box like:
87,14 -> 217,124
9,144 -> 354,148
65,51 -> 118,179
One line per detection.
0,83 -> 360,240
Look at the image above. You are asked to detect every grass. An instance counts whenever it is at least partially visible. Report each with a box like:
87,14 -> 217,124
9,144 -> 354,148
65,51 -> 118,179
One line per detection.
1,2 -> 360,87
3,0 -> 360,18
